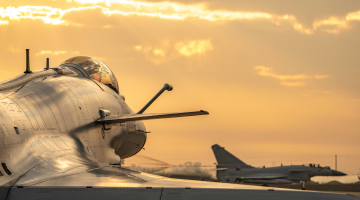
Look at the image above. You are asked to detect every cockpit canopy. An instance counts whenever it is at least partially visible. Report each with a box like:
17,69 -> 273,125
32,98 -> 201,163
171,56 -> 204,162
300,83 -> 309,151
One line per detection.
60,56 -> 119,93
304,163 -> 329,169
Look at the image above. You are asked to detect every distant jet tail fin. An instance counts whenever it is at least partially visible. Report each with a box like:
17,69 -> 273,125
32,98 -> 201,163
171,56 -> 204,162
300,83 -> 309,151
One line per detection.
212,144 -> 253,168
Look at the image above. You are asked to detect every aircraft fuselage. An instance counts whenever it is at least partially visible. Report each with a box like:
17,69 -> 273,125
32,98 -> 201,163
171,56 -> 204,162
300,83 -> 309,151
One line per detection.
217,165 -> 334,184
0,74 -> 146,185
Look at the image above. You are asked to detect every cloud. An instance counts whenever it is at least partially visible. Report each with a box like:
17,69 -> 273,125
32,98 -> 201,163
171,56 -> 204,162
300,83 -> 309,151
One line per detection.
36,50 -> 79,56
1,3 -> 360,34
134,39 -> 212,64
281,82 -> 306,87
134,45 -> 165,56
102,24 -> 112,28
0,19 -> 8,25
134,45 -> 168,64
254,66 -> 328,87
175,40 -> 213,56
153,49 -> 165,56
8,47 -> 20,53
254,66 -> 328,80
0,6 -> 67,25
312,90 -> 330,94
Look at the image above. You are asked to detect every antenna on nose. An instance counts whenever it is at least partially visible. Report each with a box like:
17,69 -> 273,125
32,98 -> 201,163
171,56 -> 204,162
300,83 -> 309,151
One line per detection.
24,49 -> 32,73
45,58 -> 49,70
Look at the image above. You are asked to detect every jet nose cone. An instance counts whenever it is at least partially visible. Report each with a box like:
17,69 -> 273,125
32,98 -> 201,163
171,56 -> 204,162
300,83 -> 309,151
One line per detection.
331,170 -> 347,176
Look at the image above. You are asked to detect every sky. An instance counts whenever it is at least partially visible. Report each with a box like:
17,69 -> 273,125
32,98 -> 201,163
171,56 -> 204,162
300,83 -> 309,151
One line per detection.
1,0 -> 360,175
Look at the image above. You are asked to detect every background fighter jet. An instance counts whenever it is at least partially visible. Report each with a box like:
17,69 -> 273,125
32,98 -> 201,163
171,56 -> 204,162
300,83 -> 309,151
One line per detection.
0,51 -> 355,199
212,144 -> 347,189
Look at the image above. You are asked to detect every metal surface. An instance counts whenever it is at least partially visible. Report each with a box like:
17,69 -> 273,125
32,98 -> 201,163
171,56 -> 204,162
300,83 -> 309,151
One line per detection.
24,49 -> 32,74
0,68 -> 74,92
7,187 -> 358,200
0,54 -> 355,200
137,83 -> 173,114
97,110 -> 209,124
212,144 -> 347,185
45,58 -> 49,70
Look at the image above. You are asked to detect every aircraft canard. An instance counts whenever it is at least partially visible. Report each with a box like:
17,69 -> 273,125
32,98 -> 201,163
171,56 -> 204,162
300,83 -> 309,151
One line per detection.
0,51 -> 356,200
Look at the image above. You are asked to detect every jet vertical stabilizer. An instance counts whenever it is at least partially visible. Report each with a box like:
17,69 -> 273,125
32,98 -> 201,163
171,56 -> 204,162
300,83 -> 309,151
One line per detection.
212,144 -> 253,168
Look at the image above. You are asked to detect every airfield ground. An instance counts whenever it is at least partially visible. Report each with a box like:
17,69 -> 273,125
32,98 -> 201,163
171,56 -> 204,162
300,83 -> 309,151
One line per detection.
167,175 -> 360,196
268,183 -> 360,196
268,183 -> 360,192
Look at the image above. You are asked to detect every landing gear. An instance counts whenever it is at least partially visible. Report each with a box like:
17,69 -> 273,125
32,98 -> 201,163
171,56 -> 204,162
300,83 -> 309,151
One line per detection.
301,181 -> 306,190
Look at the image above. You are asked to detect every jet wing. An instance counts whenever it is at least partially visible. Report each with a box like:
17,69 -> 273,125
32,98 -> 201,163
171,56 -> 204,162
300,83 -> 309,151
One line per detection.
3,156 -> 354,200
289,169 -> 311,172
96,110 -> 209,124
239,173 -> 288,180
12,161 -> 274,188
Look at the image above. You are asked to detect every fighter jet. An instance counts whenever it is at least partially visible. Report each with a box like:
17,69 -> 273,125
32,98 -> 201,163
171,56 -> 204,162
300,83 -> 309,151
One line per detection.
0,50 -> 355,200
212,144 -> 347,189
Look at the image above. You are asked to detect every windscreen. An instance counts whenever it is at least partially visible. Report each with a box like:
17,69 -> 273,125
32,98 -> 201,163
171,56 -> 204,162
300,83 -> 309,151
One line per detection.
61,56 -> 119,93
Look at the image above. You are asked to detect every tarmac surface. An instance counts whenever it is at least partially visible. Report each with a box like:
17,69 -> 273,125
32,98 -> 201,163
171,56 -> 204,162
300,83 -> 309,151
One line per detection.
167,175 -> 360,196
325,191 -> 360,197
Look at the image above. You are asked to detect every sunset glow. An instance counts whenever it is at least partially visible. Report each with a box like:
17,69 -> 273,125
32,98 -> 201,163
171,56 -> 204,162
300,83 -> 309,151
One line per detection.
1,0 -> 360,176
1,2 -> 360,34
175,40 -> 213,56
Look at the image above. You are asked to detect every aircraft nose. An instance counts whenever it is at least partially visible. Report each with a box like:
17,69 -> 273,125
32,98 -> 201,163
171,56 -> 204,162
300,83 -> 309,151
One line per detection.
331,170 -> 347,176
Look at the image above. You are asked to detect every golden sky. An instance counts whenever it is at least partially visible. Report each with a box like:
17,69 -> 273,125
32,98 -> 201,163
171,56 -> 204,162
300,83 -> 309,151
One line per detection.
1,0 -> 360,175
